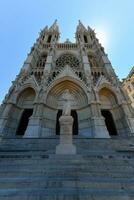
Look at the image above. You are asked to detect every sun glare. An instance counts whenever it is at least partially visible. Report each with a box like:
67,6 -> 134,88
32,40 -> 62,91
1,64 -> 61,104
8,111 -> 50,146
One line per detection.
95,28 -> 108,49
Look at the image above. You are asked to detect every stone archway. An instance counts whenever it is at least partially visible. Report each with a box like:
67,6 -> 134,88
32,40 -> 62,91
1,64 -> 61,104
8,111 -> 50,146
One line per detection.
46,80 -> 88,109
46,80 -> 88,136
16,109 -> 33,136
101,110 -> 117,136
15,87 -> 36,136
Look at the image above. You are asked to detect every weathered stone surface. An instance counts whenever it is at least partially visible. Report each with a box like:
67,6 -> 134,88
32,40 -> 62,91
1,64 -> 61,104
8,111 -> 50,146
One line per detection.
0,138 -> 134,199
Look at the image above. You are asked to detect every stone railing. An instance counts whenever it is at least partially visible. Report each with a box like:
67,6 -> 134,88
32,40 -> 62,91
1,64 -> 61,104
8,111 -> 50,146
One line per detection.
41,43 -> 93,50
31,67 -> 44,76
42,44 -> 51,48
56,43 -> 78,50
91,67 -> 106,76
84,44 -> 92,49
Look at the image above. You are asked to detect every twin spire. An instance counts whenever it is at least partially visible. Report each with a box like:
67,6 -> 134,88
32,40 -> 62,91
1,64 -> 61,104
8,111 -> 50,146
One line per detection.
41,20 -> 59,33
41,20 -> 92,33
40,20 -> 94,43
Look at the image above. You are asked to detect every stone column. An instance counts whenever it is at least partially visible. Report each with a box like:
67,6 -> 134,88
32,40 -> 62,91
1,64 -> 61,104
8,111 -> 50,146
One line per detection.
24,103 -> 43,138
90,101 -> 110,138
0,103 -> 13,137
56,115 -> 76,155
120,101 -> 134,135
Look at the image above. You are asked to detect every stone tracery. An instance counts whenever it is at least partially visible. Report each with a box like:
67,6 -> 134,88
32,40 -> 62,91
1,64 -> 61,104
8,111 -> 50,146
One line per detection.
56,53 -> 80,69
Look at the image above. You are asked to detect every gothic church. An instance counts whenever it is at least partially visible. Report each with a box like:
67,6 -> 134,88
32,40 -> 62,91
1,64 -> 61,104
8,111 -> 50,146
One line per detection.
1,21 -> 134,200
0,20 -> 134,139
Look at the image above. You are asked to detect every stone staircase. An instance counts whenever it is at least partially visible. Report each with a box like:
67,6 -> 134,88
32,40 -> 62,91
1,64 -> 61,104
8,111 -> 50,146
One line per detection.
0,137 -> 134,200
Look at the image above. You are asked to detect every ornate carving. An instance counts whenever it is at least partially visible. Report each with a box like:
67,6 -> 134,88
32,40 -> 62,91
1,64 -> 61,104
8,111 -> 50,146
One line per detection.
37,54 -> 47,68
56,54 -> 80,69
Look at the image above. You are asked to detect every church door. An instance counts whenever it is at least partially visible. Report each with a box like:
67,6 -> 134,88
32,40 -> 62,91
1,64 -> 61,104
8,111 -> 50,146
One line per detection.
101,110 -> 117,136
16,109 -> 33,136
56,110 -> 62,135
71,110 -> 78,135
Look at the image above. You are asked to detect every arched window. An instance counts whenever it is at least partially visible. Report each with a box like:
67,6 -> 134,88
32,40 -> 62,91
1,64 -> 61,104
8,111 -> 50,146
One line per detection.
56,54 -> 80,69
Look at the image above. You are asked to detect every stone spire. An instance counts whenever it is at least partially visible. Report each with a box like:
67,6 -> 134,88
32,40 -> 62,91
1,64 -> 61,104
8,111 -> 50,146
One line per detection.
49,19 -> 59,33
76,20 -> 87,33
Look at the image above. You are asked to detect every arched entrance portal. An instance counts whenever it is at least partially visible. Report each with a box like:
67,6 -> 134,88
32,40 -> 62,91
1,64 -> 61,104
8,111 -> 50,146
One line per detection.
56,110 -> 78,135
46,80 -> 88,137
15,87 -> 35,136
101,110 -> 117,136
99,87 -> 119,137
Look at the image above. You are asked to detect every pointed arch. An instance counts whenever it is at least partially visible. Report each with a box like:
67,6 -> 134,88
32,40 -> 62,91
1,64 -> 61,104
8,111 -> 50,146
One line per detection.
14,83 -> 38,104
99,87 -> 118,107
17,87 -> 36,108
95,78 -> 120,104
46,79 -> 88,109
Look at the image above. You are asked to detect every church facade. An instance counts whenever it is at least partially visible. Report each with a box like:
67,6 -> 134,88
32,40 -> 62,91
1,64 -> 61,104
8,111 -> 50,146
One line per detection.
0,20 -> 134,139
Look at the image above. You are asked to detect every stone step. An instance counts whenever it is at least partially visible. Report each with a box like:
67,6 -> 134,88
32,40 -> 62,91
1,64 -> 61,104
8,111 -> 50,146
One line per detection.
0,153 -> 133,160
0,164 -> 132,171
0,138 -> 134,200
0,138 -> 133,152
0,188 -> 133,199
0,195 -> 133,200
0,152 -> 133,159
1,176 -> 134,182
0,179 -> 134,190
0,159 -> 132,166
0,171 -> 133,179
0,165 -> 133,173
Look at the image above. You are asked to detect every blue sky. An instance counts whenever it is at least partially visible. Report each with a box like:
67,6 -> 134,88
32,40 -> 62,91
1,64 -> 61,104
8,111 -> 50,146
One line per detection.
0,0 -> 134,103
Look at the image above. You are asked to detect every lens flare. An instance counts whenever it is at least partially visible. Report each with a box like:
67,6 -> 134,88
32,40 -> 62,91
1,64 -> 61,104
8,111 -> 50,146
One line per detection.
95,28 -> 108,49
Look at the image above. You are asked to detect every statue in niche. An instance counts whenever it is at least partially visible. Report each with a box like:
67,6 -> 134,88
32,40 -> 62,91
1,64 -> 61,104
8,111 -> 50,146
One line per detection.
60,89 -> 73,116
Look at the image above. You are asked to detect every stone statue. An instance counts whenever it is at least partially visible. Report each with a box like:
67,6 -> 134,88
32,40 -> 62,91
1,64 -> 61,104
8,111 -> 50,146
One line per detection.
56,88 -> 76,154
63,100 -> 71,116
61,89 -> 73,116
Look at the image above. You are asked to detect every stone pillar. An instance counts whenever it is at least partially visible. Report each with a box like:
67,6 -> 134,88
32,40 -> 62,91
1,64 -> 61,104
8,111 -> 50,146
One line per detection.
120,101 -> 134,135
90,101 -> 110,138
102,56 -> 115,75
0,103 -> 13,137
24,103 -> 43,138
56,116 -> 76,155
